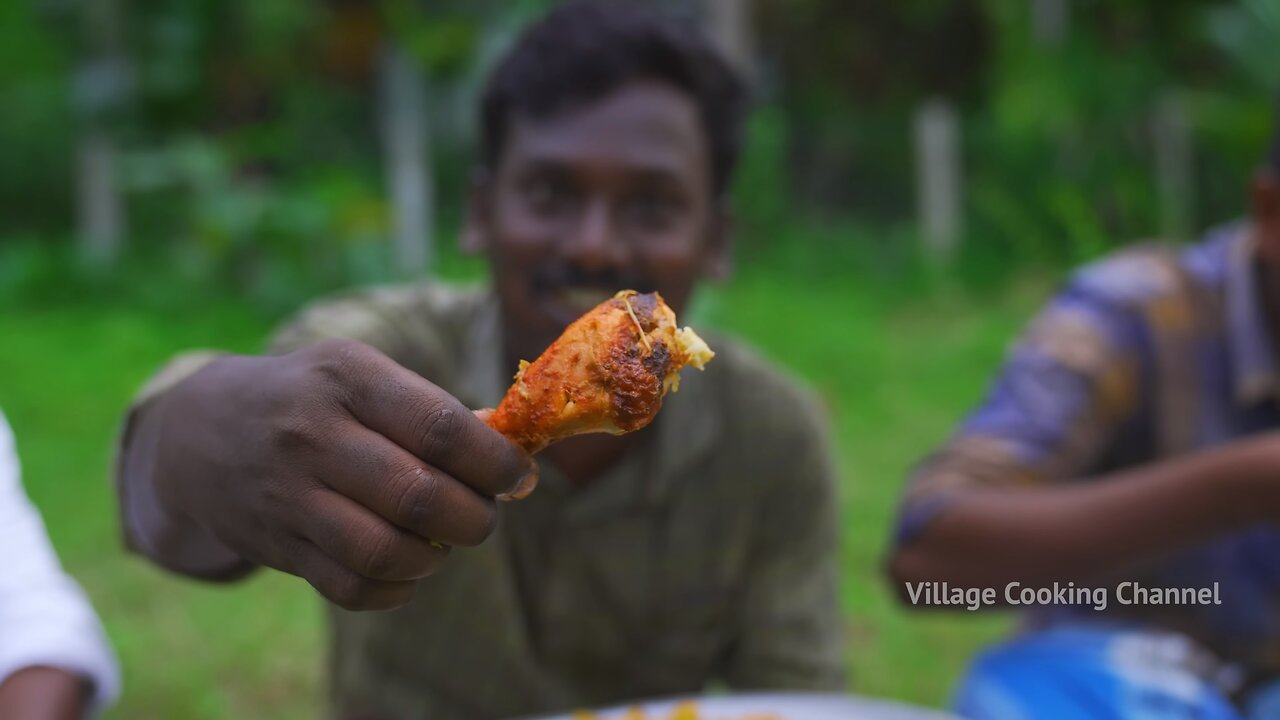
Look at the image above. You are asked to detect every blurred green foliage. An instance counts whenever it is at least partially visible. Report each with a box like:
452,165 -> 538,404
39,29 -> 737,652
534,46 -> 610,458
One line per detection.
0,1 -> 75,230
749,0 -> 1277,264
4,0 -> 1277,298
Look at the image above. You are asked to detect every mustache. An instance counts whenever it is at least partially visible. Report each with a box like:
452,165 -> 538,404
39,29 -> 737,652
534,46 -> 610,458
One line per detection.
530,264 -> 649,294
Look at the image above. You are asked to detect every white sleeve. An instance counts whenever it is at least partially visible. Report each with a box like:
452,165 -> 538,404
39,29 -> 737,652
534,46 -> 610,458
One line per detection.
0,410 -> 121,711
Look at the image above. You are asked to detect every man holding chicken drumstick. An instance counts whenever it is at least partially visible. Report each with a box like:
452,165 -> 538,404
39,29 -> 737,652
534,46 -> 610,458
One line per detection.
114,3 -> 845,718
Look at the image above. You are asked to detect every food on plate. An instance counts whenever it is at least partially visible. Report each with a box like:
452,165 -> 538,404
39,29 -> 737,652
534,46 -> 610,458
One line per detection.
571,700 -> 781,720
483,290 -> 714,461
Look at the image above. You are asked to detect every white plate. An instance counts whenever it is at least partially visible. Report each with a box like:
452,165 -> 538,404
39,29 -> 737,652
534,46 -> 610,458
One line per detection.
527,692 -> 961,720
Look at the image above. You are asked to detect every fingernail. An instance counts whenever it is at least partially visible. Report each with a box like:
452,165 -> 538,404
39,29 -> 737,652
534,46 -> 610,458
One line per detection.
498,466 -> 539,502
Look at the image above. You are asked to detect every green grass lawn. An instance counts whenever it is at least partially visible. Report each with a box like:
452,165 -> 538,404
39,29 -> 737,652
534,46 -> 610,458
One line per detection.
0,253 -> 1057,717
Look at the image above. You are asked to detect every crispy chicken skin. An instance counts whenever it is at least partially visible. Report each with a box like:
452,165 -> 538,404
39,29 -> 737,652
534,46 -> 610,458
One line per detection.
484,290 -> 714,460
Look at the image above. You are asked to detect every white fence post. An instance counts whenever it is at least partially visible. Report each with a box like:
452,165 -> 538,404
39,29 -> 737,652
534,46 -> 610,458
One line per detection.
75,0 -> 128,269
914,99 -> 962,263
379,43 -> 433,278
1032,0 -> 1069,48
76,130 -> 125,268
700,0 -> 754,78
1152,94 -> 1194,242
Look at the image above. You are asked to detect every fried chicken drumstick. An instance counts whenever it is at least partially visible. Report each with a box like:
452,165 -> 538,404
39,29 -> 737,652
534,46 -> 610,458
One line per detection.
483,290 -> 714,465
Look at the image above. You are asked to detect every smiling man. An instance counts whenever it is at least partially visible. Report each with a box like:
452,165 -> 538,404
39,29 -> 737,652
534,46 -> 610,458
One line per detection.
114,2 -> 844,718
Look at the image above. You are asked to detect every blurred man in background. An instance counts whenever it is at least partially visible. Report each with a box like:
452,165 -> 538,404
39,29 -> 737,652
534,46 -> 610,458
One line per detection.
889,107 -> 1280,718
0,409 -> 120,719
114,2 -> 844,717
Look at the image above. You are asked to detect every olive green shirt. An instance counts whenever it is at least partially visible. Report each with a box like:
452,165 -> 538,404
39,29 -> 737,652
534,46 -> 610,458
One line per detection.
120,282 -> 845,719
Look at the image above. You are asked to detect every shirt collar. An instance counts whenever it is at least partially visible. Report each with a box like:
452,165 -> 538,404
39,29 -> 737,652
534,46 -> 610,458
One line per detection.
1228,225 -> 1280,406
460,293 -> 722,518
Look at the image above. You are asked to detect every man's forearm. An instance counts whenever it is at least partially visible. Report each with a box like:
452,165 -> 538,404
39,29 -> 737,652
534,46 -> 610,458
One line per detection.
889,435 -> 1280,593
118,380 -> 255,581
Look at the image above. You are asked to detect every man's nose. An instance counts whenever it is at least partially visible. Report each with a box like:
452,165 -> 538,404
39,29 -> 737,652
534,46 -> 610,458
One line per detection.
562,199 -> 625,271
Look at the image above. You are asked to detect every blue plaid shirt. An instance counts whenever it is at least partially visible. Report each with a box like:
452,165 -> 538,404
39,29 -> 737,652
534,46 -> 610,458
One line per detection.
899,222 -> 1280,675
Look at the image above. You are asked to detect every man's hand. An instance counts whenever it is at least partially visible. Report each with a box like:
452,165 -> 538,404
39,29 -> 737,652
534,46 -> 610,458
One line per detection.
142,339 -> 537,611
0,666 -> 88,720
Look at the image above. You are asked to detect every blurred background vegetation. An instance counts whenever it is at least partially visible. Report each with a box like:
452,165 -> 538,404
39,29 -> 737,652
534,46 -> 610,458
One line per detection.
2,0 -> 1279,716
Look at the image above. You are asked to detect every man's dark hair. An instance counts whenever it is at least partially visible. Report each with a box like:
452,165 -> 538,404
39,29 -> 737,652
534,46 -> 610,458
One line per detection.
479,0 -> 749,196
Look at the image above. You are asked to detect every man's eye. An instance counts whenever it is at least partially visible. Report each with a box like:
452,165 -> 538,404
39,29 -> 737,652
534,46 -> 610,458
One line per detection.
624,192 -> 678,230
524,177 -> 573,213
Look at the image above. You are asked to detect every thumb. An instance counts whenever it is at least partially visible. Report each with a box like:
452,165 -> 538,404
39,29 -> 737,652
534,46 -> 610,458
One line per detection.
472,408 -> 537,500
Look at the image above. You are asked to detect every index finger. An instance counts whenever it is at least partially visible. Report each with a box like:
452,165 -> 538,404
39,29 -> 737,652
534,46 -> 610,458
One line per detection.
331,344 -> 536,498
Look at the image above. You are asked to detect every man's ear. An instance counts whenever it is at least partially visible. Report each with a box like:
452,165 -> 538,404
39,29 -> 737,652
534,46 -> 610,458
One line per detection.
1251,169 -> 1280,261
1253,169 -> 1280,226
460,170 -> 492,256
701,201 -> 733,281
